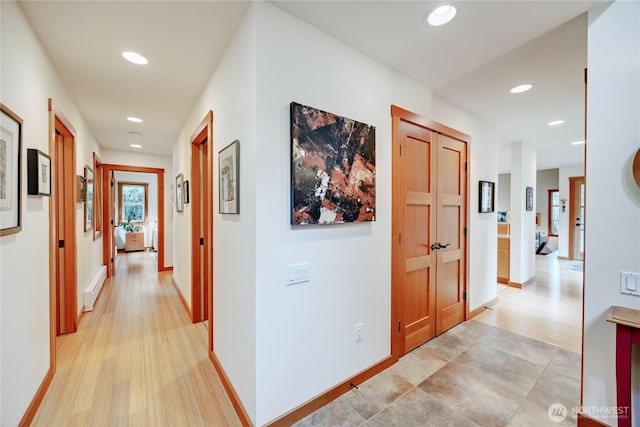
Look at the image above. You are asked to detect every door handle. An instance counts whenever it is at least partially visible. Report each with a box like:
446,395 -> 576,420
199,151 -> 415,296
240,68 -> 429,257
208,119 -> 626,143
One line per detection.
430,243 -> 451,251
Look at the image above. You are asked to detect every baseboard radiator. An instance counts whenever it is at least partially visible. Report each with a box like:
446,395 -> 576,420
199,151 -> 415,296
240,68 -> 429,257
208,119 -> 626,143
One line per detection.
83,265 -> 107,312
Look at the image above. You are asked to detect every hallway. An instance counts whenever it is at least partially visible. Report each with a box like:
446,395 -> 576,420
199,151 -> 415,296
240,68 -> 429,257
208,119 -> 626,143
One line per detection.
32,252 -> 241,426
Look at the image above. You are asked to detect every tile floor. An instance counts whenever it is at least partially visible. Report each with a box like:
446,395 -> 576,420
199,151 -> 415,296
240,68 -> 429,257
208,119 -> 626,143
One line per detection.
294,320 -> 580,427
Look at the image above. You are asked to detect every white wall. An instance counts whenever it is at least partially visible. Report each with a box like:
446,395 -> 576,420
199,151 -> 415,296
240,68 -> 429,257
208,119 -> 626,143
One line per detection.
584,1 -> 640,425
171,6 -> 258,422
558,163 -> 584,258
100,149 -> 173,267
0,3 -> 102,424
498,173 -> 511,213
251,3 -> 497,424
509,142 -> 537,284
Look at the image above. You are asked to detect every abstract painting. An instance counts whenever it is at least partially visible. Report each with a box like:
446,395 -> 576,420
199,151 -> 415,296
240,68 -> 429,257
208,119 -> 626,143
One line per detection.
290,102 -> 375,225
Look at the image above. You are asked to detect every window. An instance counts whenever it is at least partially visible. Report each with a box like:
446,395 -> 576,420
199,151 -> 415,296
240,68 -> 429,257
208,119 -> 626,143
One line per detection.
548,189 -> 559,236
118,182 -> 148,223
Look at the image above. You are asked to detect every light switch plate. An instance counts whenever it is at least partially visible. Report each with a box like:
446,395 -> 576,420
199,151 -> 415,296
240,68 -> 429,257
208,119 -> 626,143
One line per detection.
287,263 -> 310,286
620,271 -> 640,296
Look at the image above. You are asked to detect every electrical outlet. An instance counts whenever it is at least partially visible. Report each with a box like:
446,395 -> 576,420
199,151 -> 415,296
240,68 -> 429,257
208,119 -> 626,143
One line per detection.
355,323 -> 363,343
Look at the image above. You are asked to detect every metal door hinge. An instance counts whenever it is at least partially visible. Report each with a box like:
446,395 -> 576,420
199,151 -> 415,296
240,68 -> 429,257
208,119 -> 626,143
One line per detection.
399,145 -> 402,156
463,291 -> 467,301
200,237 -> 204,246
398,321 -> 401,332
58,240 -> 64,248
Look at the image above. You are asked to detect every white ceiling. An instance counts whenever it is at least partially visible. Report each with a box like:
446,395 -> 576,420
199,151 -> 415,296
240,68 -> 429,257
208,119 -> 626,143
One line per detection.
18,0 -> 607,171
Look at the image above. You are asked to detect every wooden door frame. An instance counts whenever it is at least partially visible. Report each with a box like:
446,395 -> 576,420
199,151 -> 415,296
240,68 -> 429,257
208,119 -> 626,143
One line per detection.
48,98 -> 78,350
189,112 -> 214,344
568,176 -> 585,261
101,164 -> 166,273
390,105 -> 470,360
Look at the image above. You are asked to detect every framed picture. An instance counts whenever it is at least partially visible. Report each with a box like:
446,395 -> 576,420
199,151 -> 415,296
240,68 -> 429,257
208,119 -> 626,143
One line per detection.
526,186 -> 534,211
84,166 -> 93,232
176,173 -> 184,212
27,149 -> 51,196
219,140 -> 239,214
76,175 -> 86,203
478,180 -> 495,213
290,102 -> 375,225
0,104 -> 23,236
183,180 -> 190,204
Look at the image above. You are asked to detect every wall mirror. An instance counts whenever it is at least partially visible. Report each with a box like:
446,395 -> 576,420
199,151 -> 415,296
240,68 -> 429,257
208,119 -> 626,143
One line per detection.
84,166 -> 94,232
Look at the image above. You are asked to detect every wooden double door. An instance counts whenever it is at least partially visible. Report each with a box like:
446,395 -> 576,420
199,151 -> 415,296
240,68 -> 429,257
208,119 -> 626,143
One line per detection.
392,106 -> 469,356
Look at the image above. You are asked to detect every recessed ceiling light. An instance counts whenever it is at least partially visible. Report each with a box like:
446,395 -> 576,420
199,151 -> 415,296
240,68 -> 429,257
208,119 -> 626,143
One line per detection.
122,51 -> 148,65
127,116 -> 143,123
510,84 -> 532,94
425,5 -> 457,27
130,144 -> 142,149
571,140 -> 585,145
548,120 -> 565,126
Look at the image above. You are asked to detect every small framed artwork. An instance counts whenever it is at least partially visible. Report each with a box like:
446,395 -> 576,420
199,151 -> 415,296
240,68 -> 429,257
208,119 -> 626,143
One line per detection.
76,175 -> 86,203
183,180 -> 190,204
176,173 -> 184,213
0,104 -> 23,236
84,166 -> 94,232
478,180 -> 495,213
27,149 -> 51,196
219,140 -> 239,214
526,186 -> 534,211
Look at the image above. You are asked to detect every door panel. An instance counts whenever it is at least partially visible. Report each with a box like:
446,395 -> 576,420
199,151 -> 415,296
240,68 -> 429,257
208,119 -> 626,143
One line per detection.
436,135 -> 466,335
397,120 -> 437,354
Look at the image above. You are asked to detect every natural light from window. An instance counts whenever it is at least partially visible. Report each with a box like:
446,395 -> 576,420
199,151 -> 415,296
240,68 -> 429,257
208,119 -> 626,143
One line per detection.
120,183 -> 147,222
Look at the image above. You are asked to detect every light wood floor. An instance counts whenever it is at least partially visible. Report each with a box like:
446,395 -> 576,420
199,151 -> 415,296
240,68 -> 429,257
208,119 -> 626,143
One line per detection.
32,251 -> 241,427
475,254 -> 583,353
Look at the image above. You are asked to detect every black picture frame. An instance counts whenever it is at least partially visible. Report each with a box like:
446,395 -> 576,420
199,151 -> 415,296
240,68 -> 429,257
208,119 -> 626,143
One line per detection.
526,186 -> 534,211
0,103 -> 23,236
27,149 -> 51,196
183,180 -> 190,204
478,180 -> 495,213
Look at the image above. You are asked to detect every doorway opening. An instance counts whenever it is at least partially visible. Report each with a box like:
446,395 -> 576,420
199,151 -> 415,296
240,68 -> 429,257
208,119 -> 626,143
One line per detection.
101,165 -> 166,277
568,176 -> 585,261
